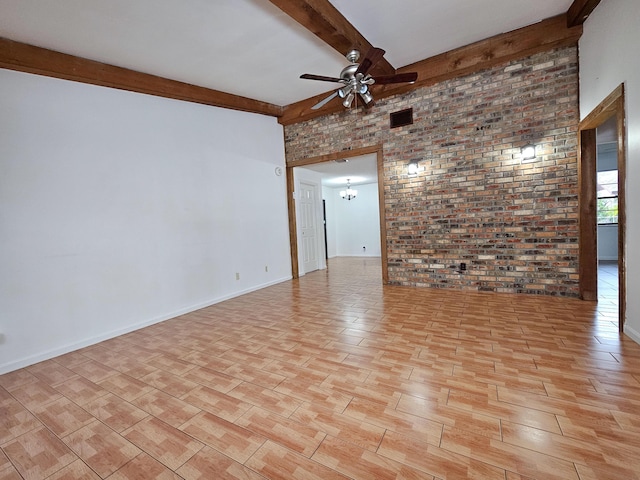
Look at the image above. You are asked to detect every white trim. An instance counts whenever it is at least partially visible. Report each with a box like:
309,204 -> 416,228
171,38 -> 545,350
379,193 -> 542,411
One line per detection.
0,276 -> 292,375
624,325 -> 640,345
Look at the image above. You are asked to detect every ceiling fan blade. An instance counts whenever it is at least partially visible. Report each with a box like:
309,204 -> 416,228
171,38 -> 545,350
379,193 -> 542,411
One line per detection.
311,91 -> 338,110
373,72 -> 418,84
300,73 -> 344,83
355,47 -> 386,76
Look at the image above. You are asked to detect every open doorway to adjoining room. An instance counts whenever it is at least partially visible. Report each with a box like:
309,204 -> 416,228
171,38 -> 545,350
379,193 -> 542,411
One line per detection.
286,146 -> 389,283
578,84 -> 626,332
595,117 -> 620,318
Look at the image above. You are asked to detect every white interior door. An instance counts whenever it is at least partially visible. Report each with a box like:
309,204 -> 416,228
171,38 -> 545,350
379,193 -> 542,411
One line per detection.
300,182 -> 319,274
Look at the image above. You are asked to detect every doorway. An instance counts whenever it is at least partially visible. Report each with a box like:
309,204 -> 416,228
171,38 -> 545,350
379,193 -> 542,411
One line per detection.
323,200 -> 328,260
595,121 -> 619,315
286,145 -> 389,283
578,84 -> 626,331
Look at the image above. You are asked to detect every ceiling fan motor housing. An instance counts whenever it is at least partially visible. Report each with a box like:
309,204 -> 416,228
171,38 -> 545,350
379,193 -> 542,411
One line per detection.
340,64 -> 359,81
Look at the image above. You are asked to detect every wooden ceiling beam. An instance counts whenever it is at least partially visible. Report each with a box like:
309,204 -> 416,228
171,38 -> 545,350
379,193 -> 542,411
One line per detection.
267,0 -> 395,76
0,37 -> 283,118
567,0 -> 602,27
279,15 -> 583,126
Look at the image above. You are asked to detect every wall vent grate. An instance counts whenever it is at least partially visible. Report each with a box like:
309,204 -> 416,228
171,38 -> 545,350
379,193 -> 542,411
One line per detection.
390,108 -> 413,128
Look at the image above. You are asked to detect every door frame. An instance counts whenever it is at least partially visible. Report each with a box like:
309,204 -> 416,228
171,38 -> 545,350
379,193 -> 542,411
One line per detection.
286,144 -> 389,284
578,83 -> 626,331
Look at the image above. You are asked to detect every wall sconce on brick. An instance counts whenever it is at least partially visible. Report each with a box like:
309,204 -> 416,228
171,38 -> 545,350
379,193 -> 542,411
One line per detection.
521,144 -> 537,163
408,159 -> 422,176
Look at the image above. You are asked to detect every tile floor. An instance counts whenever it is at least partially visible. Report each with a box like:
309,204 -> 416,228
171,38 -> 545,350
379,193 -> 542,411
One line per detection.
597,259 -> 619,330
1,257 -> 638,479
598,260 -> 619,303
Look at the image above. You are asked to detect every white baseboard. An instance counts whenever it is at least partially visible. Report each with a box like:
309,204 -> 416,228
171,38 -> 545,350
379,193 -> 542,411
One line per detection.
624,325 -> 640,345
0,275 -> 292,375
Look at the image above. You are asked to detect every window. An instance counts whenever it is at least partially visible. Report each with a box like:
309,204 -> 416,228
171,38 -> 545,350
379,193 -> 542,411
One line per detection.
597,170 -> 618,224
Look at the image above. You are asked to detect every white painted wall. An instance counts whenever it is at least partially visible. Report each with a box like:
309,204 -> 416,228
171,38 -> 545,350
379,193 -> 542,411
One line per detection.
0,69 -> 291,373
326,183 -> 381,257
293,168 -> 326,274
598,225 -> 618,261
579,0 -> 640,342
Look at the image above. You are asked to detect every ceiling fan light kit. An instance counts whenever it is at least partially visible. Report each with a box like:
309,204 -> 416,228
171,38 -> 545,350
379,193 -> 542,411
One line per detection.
301,47 -> 417,111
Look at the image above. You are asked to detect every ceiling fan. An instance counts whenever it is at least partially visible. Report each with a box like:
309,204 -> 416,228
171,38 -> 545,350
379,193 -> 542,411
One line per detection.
300,47 -> 418,110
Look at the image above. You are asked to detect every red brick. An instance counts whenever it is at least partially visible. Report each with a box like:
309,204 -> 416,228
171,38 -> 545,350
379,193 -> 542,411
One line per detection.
285,47 -> 579,296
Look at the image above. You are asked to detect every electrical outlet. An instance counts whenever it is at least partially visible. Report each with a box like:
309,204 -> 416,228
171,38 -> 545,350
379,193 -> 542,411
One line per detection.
460,262 -> 466,271
235,272 -> 240,280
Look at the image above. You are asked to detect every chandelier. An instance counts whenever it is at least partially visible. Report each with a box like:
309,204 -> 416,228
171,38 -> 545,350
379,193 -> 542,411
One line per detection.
340,179 -> 357,200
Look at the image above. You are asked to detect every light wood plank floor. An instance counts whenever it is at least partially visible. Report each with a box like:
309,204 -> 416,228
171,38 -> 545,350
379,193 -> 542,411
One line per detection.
2,257 -> 639,479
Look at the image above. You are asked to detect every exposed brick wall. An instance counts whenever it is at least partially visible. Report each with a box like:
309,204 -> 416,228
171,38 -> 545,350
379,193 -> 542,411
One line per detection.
284,47 -> 580,296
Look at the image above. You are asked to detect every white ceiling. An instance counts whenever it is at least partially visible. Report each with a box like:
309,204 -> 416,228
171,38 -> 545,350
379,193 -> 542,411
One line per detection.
328,0 -> 573,68
0,0 -> 575,185
300,153 -> 378,188
0,0 -> 573,107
